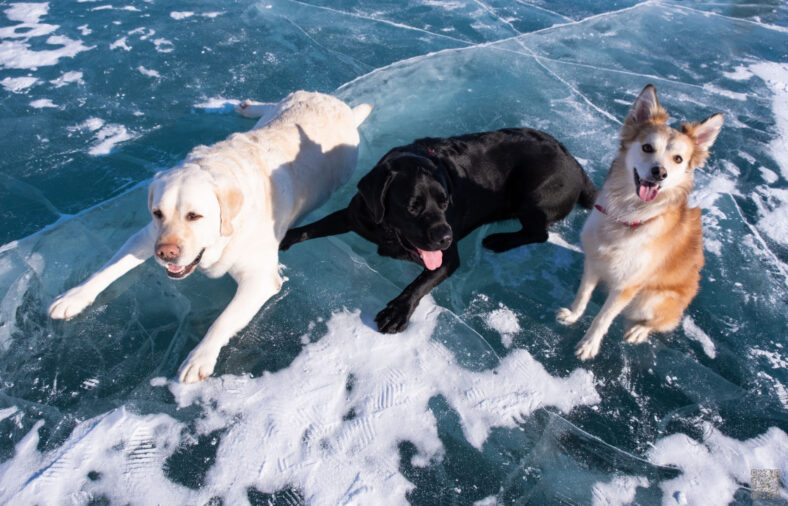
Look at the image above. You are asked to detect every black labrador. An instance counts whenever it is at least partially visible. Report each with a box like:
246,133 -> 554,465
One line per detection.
280,127 -> 597,333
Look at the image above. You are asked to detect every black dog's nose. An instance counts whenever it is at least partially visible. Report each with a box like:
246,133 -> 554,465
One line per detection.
428,224 -> 453,249
651,166 -> 667,181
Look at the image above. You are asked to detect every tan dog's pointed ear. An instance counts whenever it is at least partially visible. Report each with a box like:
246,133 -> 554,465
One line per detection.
683,113 -> 724,168
685,113 -> 724,151
215,186 -> 244,236
622,85 -> 669,141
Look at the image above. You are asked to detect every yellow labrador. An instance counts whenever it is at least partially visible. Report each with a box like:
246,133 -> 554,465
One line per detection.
49,91 -> 372,383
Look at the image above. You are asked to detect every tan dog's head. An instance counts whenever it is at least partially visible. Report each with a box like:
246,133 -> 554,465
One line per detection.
619,84 -> 723,203
148,166 -> 243,279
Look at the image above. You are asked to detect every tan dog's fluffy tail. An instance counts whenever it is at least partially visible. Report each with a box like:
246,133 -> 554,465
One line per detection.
352,103 -> 373,127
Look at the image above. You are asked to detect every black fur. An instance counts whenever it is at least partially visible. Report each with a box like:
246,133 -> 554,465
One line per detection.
281,128 -> 596,333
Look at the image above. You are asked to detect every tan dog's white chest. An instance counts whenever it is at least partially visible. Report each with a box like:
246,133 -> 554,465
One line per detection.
581,210 -> 658,287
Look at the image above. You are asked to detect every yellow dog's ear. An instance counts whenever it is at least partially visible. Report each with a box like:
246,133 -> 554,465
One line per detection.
214,184 -> 244,236
148,171 -> 166,213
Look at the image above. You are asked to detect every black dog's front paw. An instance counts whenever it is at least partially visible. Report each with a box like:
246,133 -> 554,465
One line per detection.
482,233 -> 516,253
375,299 -> 413,334
279,230 -> 302,251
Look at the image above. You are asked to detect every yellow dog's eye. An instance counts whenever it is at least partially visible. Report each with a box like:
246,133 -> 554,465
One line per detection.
152,210 -> 163,219
673,155 -> 683,164
186,212 -> 203,221
642,143 -> 654,153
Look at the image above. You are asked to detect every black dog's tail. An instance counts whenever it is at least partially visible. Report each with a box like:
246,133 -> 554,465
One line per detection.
576,166 -> 598,209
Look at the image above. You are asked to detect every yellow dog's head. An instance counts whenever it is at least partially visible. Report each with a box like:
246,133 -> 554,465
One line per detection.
148,166 -> 243,279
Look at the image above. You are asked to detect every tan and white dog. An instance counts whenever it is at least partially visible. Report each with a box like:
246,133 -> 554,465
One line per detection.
49,91 -> 372,382
557,84 -> 723,360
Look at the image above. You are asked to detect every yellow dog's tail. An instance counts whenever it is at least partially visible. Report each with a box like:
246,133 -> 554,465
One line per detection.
352,103 -> 373,128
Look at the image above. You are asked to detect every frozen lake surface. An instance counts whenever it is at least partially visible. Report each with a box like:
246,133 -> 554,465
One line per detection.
0,0 -> 787,504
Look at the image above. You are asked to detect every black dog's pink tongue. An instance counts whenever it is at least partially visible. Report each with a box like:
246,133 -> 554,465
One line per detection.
418,249 -> 443,270
638,182 -> 659,202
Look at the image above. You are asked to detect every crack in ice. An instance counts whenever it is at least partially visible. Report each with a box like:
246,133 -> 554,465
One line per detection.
282,0 -> 475,45
727,193 -> 788,282
665,1 -> 788,34
511,0 -> 574,22
469,0 -> 522,35
282,16 -> 373,73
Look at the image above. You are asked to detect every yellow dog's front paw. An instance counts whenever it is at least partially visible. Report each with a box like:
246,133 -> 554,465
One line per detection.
178,346 -> 220,383
48,287 -> 94,320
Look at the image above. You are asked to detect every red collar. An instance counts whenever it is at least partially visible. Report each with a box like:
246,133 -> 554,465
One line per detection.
594,204 -> 646,227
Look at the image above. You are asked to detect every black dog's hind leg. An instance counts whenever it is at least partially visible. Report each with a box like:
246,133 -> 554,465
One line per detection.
482,204 -> 548,253
279,208 -> 351,251
375,245 -> 460,333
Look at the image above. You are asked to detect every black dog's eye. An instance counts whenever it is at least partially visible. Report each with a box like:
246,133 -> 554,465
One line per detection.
407,198 -> 423,215
642,143 -> 654,153
186,212 -> 203,221
673,155 -> 683,164
437,197 -> 449,211
152,210 -> 163,219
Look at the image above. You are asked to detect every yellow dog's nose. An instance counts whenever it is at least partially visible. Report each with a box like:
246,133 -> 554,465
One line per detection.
156,242 -> 180,261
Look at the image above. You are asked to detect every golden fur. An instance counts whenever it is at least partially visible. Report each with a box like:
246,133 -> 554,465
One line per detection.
557,84 -> 723,359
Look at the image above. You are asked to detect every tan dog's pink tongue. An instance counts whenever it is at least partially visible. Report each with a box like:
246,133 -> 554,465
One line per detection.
418,249 -> 443,270
638,184 -> 659,202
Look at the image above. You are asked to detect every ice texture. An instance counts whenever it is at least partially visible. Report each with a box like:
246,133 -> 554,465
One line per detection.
1,0 -> 787,504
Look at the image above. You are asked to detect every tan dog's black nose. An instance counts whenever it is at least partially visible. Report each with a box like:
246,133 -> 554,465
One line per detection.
651,166 -> 667,181
156,243 -> 180,261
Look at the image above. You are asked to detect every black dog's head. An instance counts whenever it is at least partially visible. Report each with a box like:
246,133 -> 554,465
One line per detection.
357,152 -> 453,270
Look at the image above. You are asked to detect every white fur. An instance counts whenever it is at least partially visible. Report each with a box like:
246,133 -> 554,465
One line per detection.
49,91 -> 372,383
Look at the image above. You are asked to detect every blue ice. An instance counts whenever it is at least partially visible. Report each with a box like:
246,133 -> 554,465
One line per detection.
0,0 -> 787,504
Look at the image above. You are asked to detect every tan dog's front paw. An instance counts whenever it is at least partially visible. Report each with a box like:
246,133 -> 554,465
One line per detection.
556,307 -> 579,325
575,335 -> 602,361
48,287 -> 94,320
624,324 -> 651,344
178,346 -> 219,383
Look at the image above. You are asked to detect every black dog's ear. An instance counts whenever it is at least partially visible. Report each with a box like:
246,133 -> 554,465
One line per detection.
434,161 -> 454,204
357,163 -> 396,224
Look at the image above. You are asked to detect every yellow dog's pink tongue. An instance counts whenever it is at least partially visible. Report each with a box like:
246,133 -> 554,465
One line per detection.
638,183 -> 659,202
418,249 -> 443,270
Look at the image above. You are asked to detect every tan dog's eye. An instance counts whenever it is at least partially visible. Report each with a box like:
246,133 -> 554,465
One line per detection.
642,143 -> 654,153
673,155 -> 683,164
186,212 -> 203,221
152,210 -> 163,219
